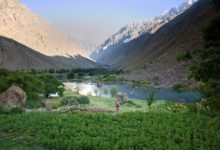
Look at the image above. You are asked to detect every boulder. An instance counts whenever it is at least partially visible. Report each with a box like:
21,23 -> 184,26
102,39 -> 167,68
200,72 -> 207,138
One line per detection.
42,101 -> 52,110
0,85 -> 27,109
116,92 -> 128,102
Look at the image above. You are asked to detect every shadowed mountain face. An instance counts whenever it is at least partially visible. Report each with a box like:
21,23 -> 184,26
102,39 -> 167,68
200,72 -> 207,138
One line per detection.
90,0 -> 220,87
0,36 -> 98,70
91,0 -> 197,61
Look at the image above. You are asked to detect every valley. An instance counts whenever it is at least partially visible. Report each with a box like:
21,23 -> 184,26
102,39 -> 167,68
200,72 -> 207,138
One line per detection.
0,0 -> 220,149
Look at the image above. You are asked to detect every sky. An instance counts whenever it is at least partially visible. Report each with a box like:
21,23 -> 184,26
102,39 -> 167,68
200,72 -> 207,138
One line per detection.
20,0 -> 187,50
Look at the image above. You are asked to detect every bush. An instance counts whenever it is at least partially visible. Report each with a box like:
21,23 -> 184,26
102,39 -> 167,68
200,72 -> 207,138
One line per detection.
78,96 -> 90,105
147,92 -> 155,107
8,108 -> 24,114
0,102 -> 24,114
61,96 -> 78,106
103,88 -> 108,95
26,100 -> 42,109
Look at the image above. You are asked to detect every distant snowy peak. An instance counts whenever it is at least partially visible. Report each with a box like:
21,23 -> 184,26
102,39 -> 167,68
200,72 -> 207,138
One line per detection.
92,0 -> 197,58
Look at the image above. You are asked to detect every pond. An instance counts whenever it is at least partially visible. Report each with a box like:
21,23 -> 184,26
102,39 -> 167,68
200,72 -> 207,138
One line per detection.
64,82 -> 201,103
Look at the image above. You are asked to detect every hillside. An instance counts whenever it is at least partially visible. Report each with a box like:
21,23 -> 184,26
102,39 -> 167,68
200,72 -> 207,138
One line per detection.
91,0 -> 197,61
0,0 -> 98,70
91,0 -> 220,87
0,36 -> 98,70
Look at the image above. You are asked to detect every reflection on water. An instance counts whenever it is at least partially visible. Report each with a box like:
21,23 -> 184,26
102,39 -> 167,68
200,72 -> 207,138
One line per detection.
64,82 -> 201,103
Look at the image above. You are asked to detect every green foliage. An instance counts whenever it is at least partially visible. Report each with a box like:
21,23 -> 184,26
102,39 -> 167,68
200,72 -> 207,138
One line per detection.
131,80 -> 150,87
38,74 -> 64,97
103,88 -> 108,95
189,7 -> 220,111
176,50 -> 192,62
147,92 -> 155,106
67,68 -> 124,79
77,96 -> 90,105
61,96 -> 78,106
0,69 -> 64,108
0,112 -> 219,150
110,86 -> 117,97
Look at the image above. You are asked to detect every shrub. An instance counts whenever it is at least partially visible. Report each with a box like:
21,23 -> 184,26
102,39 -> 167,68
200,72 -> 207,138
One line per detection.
61,96 -> 78,106
78,96 -> 90,105
147,92 -> 155,107
103,88 -> 108,95
176,50 -> 192,62
0,70 -> 64,109
8,108 -> 24,114
110,86 -> 117,97
0,102 -> 24,114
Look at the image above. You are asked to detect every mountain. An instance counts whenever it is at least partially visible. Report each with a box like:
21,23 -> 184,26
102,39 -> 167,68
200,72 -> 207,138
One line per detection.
0,0 -> 97,70
0,36 -> 98,70
91,0 -> 220,87
91,0 -> 197,61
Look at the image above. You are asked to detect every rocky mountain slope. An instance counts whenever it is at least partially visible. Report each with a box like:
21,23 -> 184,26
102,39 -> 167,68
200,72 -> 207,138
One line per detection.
91,0 -> 197,61
91,0 -> 220,87
0,0 -> 97,70
0,36 -> 97,70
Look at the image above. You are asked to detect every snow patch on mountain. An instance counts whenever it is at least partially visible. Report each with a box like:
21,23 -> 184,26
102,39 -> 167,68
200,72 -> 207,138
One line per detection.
91,0 -> 198,60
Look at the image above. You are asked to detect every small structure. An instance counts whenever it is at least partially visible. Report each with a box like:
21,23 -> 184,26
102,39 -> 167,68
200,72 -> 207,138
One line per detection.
0,86 -> 27,109
48,93 -> 59,98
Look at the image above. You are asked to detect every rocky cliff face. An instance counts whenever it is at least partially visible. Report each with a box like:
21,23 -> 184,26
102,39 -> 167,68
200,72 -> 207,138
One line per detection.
0,0 -> 87,57
91,0 -> 197,61
0,0 -> 98,70
91,0 -> 219,87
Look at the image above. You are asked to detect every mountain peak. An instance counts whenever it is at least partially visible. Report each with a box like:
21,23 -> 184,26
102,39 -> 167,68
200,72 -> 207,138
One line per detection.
0,0 -> 88,58
91,0 -> 197,60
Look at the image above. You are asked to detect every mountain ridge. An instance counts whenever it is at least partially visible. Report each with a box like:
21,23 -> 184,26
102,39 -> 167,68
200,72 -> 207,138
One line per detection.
0,0 -> 98,70
91,0 -> 219,87
0,0 -> 88,58
91,0 -> 197,61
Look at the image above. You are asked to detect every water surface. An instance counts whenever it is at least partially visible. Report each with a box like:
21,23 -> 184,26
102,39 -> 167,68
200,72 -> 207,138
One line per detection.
64,82 -> 201,103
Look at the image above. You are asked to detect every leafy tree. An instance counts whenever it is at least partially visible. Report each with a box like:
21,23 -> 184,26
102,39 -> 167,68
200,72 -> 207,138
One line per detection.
0,70 -> 64,108
38,74 -> 64,98
110,86 -> 117,97
104,88 -> 108,95
147,92 -> 155,107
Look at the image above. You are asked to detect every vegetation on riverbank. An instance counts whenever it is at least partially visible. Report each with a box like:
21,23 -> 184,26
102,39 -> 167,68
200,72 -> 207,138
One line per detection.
0,69 -> 64,109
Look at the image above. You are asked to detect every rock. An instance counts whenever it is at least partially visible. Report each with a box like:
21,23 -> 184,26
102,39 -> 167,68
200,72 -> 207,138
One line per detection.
116,92 -> 128,102
0,85 -> 26,109
42,101 -> 52,110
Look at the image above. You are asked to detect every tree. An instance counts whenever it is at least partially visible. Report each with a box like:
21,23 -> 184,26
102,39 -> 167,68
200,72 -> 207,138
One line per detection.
147,92 -> 155,107
110,86 -> 117,97
38,74 -> 64,98
104,88 -> 108,95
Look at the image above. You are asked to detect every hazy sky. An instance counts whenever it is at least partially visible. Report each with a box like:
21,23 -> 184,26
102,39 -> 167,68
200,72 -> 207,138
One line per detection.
20,0 -> 186,48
